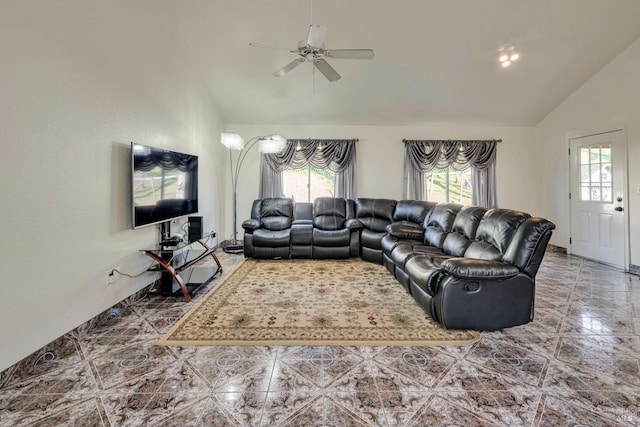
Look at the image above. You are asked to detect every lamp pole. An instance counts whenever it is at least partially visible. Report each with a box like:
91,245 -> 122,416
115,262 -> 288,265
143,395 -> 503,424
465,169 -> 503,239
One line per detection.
221,134 -> 285,254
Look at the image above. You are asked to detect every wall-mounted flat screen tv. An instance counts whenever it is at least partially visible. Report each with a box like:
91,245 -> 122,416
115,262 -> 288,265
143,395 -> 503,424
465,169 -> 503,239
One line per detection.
131,142 -> 199,228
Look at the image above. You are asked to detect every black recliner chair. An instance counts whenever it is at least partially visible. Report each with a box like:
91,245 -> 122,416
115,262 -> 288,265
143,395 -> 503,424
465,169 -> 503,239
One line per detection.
242,198 -> 294,259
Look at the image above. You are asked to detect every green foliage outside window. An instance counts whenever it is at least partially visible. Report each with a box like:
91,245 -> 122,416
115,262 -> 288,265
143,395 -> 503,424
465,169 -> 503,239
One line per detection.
424,167 -> 473,205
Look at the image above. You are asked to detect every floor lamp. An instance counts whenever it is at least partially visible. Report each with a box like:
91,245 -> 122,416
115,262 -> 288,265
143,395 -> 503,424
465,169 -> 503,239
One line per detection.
220,132 -> 287,254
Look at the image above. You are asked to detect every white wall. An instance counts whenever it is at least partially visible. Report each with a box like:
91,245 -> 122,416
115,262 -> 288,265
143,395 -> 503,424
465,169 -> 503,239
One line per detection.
224,124 -> 539,242
0,4 -> 227,371
536,37 -> 640,266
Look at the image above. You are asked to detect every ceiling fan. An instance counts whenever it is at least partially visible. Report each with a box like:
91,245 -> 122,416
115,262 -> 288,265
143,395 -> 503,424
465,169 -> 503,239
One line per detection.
250,24 -> 374,82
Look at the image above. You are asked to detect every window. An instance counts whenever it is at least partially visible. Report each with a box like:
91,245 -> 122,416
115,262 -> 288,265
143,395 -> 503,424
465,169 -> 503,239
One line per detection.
424,166 -> 473,205
579,143 -> 612,202
282,165 -> 336,202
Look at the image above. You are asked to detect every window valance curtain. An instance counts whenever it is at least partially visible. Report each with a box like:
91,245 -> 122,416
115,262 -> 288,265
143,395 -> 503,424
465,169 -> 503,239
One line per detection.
260,139 -> 358,199
403,139 -> 499,207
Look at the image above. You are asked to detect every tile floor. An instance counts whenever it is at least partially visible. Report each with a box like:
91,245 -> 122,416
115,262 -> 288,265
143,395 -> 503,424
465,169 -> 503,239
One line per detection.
1,250 -> 639,426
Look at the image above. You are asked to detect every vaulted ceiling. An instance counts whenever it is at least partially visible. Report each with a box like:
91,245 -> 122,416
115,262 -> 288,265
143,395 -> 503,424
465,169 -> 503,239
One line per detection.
15,0 -> 640,127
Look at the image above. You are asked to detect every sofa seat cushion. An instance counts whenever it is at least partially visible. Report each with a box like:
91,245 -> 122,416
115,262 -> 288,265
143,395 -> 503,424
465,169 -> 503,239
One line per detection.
253,229 -> 291,247
405,254 -> 453,296
389,242 -> 420,269
412,245 -> 447,258
313,228 -> 350,247
381,234 -> 402,255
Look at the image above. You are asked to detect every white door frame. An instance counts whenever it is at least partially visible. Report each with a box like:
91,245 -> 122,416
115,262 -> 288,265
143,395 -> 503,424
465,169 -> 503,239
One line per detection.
566,127 -> 630,270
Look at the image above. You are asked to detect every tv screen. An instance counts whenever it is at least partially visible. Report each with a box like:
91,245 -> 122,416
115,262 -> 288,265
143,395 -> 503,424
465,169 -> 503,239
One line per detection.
131,142 -> 199,228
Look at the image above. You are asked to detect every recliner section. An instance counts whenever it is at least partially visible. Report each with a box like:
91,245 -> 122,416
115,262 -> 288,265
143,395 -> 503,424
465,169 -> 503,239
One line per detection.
242,198 -> 294,259
355,198 -> 397,263
311,197 -> 360,259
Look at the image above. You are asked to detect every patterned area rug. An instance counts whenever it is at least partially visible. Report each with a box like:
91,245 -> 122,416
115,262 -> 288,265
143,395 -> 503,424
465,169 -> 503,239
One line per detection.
158,258 -> 480,346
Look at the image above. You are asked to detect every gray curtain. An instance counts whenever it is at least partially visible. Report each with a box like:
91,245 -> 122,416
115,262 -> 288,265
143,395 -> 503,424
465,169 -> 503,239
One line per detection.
403,139 -> 499,208
259,157 -> 283,198
260,139 -> 358,199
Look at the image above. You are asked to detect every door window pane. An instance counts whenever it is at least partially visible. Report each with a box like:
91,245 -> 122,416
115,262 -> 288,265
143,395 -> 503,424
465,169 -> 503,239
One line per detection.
578,143 -> 612,203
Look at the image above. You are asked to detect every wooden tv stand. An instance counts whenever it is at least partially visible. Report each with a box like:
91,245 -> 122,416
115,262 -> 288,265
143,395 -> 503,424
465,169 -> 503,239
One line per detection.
142,232 -> 222,302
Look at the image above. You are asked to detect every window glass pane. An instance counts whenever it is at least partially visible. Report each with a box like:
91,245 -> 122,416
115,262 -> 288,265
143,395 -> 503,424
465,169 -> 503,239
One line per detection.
590,186 -> 601,202
580,185 -> 590,201
309,167 -> 335,201
590,164 -> 600,183
449,169 -> 473,205
601,163 -> 612,183
580,165 -> 590,183
424,168 -> 448,203
590,147 -> 600,163
282,165 -> 336,202
601,145 -> 611,162
283,166 -> 310,202
424,167 -> 473,205
580,147 -> 590,165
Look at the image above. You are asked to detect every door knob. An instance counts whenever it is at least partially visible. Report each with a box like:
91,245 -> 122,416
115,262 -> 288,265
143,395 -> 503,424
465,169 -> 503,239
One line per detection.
615,206 -> 624,212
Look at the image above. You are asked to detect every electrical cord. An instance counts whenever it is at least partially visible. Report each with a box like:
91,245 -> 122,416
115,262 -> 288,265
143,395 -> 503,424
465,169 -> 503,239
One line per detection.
111,262 -> 157,278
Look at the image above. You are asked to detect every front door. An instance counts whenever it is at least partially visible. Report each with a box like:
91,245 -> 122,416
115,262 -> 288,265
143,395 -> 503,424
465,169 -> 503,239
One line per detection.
569,130 -> 627,268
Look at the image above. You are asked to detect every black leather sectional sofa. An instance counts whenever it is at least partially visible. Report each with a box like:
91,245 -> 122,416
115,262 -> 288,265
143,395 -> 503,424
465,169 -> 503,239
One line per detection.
242,197 -> 555,331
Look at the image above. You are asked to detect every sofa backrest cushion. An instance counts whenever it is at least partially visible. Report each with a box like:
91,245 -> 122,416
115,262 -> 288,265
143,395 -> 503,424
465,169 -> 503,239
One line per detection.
503,217 -> 556,277
259,198 -> 294,231
442,205 -> 488,256
423,203 -> 463,248
294,202 -> 313,222
250,199 -> 263,220
314,197 -> 348,230
393,200 -> 436,225
355,198 -> 397,232
464,208 -> 531,260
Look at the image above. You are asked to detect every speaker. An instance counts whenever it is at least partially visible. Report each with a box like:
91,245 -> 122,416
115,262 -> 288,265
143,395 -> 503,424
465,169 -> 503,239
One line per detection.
188,216 -> 203,243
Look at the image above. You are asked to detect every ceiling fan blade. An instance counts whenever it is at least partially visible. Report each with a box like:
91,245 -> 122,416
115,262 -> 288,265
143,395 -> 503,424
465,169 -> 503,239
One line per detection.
249,42 -> 292,51
313,58 -> 341,82
324,49 -> 375,60
273,58 -> 305,77
307,25 -> 327,48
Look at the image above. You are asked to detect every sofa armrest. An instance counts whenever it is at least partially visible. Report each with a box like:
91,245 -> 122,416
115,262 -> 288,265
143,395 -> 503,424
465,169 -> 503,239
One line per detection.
441,258 -> 520,280
242,218 -> 262,232
386,221 -> 424,240
345,218 -> 364,230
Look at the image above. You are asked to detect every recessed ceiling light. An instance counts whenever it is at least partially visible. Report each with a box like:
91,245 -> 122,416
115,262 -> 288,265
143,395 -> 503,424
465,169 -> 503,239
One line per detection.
497,44 -> 520,68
